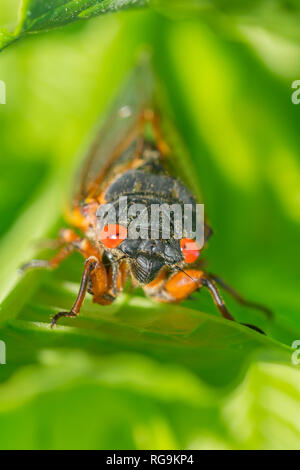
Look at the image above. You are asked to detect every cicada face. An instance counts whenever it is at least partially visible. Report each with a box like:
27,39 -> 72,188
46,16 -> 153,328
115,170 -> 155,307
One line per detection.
119,237 -> 184,284
98,196 -> 200,284
100,231 -> 203,285
97,212 -> 185,284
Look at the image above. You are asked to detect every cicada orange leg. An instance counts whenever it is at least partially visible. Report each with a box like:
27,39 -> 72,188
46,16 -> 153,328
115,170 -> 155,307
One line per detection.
144,269 -> 265,334
21,228 -> 128,326
20,229 -> 98,272
51,256 -> 99,327
208,273 -> 273,319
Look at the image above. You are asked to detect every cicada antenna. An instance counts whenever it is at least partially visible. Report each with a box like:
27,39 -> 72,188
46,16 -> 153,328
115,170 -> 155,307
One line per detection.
174,265 -> 199,286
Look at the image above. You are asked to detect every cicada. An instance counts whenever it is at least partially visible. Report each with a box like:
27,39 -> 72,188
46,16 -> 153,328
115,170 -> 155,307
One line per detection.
22,62 -> 271,332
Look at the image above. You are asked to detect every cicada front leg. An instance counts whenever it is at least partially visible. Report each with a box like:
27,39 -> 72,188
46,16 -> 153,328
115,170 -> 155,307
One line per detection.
20,229 -> 113,326
48,253 -> 126,326
51,255 -> 102,327
20,229 -> 99,272
89,259 -> 127,306
145,269 -> 233,320
144,269 -> 265,334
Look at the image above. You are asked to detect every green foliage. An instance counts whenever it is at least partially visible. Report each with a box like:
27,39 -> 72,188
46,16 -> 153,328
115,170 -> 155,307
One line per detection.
19,0 -> 148,32
0,353 -> 299,449
157,0 -> 300,41
0,29 -> 15,50
3,0 -> 300,52
0,0 -> 300,450
0,0 -> 148,51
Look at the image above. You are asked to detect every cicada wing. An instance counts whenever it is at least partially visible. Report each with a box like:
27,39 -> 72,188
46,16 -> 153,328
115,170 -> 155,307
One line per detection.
153,90 -> 214,244
76,60 -> 155,201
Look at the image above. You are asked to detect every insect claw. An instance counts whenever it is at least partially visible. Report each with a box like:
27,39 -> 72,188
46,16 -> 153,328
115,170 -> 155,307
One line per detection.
50,310 -> 77,328
241,323 -> 266,335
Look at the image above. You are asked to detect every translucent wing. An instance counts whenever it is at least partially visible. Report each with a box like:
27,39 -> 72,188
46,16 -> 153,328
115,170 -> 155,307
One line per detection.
76,59 -> 155,201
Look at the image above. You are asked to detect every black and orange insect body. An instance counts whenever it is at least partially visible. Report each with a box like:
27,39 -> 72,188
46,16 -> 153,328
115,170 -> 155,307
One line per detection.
22,64 -> 271,332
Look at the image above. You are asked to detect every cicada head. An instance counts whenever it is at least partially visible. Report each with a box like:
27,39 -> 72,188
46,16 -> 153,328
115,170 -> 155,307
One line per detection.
98,223 -> 201,284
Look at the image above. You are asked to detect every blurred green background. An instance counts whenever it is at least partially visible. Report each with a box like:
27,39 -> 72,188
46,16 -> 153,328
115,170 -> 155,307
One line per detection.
0,0 -> 300,450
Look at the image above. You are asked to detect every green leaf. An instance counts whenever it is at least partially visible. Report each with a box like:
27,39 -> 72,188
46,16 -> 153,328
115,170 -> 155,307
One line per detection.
0,28 -> 16,50
0,351 -> 299,449
0,0 -> 148,51
18,0 -> 148,33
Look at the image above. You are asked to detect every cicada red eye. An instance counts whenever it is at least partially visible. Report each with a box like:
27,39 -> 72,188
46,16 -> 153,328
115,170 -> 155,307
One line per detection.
180,238 -> 201,264
99,224 -> 127,249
